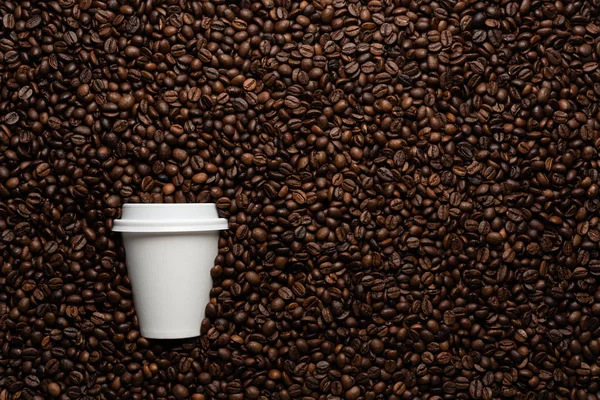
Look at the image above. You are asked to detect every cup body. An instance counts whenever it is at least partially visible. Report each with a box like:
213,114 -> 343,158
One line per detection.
113,204 -> 227,339
121,231 -> 219,338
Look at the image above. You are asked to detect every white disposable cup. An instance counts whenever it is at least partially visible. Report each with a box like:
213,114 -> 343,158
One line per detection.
112,204 -> 228,339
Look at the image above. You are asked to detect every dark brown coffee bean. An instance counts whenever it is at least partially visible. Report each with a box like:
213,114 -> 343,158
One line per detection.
173,384 -> 189,399
163,90 -> 179,103
440,30 -> 452,46
469,380 -> 484,399
18,86 -> 33,100
3,13 -> 15,29
104,37 -> 118,53
5,112 -> 19,125
26,15 -> 42,28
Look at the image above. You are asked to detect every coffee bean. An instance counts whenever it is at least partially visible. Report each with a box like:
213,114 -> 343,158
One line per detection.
18,86 -> 33,100
5,111 -> 19,125
243,78 -> 257,91
440,30 -> 453,46
47,382 -> 61,397
26,15 -> 41,28
469,380 -> 484,399
1,1 -> 599,399
3,13 -> 15,29
104,37 -> 118,53
163,90 -> 179,103
251,227 -> 267,242
173,384 -> 189,399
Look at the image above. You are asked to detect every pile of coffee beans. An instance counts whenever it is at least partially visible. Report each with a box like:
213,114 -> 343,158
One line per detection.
2,0 -> 600,399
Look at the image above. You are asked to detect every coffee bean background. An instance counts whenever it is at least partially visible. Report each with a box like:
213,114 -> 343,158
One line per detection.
2,0 -> 600,399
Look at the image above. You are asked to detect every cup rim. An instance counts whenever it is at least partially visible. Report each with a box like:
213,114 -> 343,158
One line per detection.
114,203 -> 228,232
112,218 -> 228,232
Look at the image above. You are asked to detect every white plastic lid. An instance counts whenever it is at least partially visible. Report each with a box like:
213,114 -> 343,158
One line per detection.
112,203 -> 228,233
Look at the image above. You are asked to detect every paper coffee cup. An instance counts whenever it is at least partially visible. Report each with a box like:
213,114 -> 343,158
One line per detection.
112,203 -> 228,339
